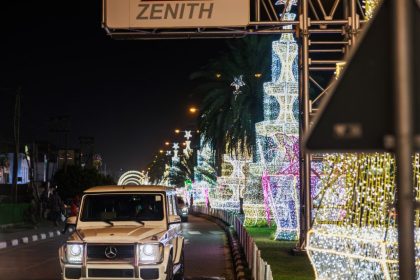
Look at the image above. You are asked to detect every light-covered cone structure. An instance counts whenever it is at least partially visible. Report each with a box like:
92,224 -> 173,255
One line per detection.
250,0 -> 301,240
214,154 -> 251,211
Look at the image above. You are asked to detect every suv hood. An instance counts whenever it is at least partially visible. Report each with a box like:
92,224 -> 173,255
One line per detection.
69,226 -> 167,243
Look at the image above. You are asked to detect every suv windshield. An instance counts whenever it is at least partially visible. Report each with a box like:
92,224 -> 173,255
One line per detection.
80,193 -> 164,222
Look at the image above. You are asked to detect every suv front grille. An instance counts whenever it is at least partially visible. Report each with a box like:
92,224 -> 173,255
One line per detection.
87,244 -> 135,261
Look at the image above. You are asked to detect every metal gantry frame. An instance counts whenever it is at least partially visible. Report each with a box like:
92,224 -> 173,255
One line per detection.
297,0 -> 365,248
103,0 -> 366,246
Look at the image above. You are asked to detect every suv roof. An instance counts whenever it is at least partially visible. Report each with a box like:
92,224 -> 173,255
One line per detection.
84,185 -> 176,193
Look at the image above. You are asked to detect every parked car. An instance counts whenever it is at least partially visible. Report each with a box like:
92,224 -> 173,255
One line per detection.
176,196 -> 188,222
59,185 -> 184,280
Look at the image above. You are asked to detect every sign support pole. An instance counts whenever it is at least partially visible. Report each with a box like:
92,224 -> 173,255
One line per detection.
393,0 -> 415,278
297,0 -> 312,250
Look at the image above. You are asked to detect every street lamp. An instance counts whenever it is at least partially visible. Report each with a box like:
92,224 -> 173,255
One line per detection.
175,129 -> 180,134
189,106 -> 198,114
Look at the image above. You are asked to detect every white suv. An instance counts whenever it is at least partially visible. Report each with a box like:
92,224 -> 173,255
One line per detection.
59,185 -> 184,280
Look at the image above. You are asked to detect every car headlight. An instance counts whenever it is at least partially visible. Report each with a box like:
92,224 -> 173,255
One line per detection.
66,243 -> 84,264
138,243 -> 163,264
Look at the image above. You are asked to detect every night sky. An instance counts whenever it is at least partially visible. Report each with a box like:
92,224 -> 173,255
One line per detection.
0,0 -> 227,175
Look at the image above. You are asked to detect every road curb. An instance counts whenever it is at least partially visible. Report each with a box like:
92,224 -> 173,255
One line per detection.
192,212 -> 250,280
0,228 -> 73,250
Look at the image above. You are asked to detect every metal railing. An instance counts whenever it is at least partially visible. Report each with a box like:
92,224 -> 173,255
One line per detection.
193,206 -> 273,280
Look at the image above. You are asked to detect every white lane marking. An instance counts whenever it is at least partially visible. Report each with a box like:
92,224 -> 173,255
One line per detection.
49,231 -> 54,238
188,231 -> 201,235
11,239 -> 19,246
0,242 -> 6,249
32,235 -> 38,242
209,231 -> 224,235
184,239 -> 190,245
22,237 -> 29,243
40,233 -> 46,240
56,231 -> 61,236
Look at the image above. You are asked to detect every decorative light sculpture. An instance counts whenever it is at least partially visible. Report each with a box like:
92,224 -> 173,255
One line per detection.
172,143 -> 180,162
363,0 -> 381,19
248,0 -> 302,240
307,153 -> 420,279
231,75 -> 246,98
183,131 -> 193,156
118,170 -> 150,185
214,153 -> 251,211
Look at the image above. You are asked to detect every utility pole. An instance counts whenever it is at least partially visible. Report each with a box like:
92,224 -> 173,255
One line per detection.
12,87 -> 21,203
48,116 -> 70,174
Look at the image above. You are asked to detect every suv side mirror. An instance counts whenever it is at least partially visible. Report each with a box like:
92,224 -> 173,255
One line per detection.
66,215 -> 77,226
168,215 -> 181,224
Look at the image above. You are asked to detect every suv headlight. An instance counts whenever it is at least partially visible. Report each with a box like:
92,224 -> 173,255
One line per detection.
66,243 -> 84,264
138,243 -> 163,264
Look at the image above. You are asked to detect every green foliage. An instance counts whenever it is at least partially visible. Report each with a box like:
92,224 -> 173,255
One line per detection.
246,227 -> 315,280
0,203 -> 30,225
147,154 -> 169,184
191,36 -> 274,167
53,166 -> 115,199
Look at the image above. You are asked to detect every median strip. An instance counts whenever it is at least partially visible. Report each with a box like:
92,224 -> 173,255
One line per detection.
0,228 -> 70,250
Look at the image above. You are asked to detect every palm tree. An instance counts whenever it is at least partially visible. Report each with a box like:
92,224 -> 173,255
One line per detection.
147,153 -> 169,184
170,151 -> 195,188
191,35 -> 274,171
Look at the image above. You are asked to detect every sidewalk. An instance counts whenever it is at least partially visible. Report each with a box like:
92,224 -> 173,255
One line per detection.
0,220 -> 72,250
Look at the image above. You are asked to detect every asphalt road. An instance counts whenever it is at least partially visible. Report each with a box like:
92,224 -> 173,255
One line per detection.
0,215 -> 233,280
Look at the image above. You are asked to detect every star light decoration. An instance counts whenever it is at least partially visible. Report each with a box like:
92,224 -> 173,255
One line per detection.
183,131 -> 193,156
172,143 -> 180,162
307,153 -> 420,279
231,75 -> 246,99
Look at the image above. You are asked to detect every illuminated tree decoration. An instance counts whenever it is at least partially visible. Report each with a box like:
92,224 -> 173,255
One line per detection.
307,153 -> 420,279
193,137 -> 217,206
249,0 -> 301,240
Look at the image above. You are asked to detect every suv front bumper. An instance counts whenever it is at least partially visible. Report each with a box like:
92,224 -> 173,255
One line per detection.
63,263 -> 167,280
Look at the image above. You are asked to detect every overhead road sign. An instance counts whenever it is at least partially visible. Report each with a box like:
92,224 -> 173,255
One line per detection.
104,0 -> 249,29
102,0 -> 308,39
304,0 -> 420,153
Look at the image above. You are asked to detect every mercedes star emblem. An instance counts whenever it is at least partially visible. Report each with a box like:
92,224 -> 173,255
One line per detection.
104,246 -> 118,259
